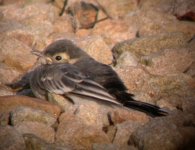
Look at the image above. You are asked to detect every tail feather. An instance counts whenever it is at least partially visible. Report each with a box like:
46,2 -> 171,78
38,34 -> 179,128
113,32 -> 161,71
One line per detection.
124,100 -> 168,117
111,91 -> 168,117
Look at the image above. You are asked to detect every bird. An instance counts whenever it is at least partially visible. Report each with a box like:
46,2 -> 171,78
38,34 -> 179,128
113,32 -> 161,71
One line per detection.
29,62 -> 122,107
9,39 -> 167,117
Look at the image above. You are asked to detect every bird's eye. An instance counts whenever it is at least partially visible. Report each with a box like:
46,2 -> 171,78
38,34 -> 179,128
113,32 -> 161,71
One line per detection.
55,55 -> 62,61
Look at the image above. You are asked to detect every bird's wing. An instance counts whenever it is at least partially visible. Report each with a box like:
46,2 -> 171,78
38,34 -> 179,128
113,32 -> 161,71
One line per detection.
34,64 -> 122,106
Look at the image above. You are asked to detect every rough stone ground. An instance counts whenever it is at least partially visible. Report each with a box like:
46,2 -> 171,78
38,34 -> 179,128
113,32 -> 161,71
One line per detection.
0,0 -> 195,150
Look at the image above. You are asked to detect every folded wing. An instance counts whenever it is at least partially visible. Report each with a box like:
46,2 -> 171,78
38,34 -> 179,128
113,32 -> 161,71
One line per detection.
30,63 -> 122,106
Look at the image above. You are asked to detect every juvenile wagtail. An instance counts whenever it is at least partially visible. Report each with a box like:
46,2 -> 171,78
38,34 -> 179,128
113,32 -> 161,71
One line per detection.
10,39 -> 168,116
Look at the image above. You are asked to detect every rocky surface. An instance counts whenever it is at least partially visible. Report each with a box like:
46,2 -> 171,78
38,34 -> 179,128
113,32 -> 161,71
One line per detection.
0,0 -> 194,149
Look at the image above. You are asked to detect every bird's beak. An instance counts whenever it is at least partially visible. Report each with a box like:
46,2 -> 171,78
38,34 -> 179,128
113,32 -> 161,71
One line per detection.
45,57 -> 53,64
31,49 -> 52,65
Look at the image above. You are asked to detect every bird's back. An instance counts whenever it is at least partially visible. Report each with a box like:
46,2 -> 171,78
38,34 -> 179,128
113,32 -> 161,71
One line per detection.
73,57 -> 134,103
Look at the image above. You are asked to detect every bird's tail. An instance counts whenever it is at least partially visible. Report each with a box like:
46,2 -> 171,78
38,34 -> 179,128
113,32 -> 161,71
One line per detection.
123,100 -> 168,117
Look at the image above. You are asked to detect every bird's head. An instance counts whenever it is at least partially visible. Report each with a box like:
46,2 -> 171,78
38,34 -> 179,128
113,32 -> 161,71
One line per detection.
32,39 -> 89,65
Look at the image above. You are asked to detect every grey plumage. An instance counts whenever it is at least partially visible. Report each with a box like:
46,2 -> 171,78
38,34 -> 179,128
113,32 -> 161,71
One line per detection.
30,63 -> 122,106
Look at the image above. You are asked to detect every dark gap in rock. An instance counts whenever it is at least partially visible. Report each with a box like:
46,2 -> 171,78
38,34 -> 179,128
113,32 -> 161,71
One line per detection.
8,112 -> 12,126
176,105 -> 183,112
175,11 -> 195,22
107,112 -> 114,126
183,120 -> 195,128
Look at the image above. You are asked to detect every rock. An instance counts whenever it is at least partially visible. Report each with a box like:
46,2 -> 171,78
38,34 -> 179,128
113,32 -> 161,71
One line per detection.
0,3 -> 59,50
141,48 -> 193,75
0,112 -> 10,126
47,92 -> 73,111
116,67 -> 194,109
77,36 -> 113,64
0,63 -> 21,84
92,144 -> 119,150
56,113 -> 110,150
134,73 -> 194,105
52,14 -> 74,34
113,121 -> 141,147
140,0 -> 195,20
97,0 -> 139,18
176,11 -> 195,22
0,36 -> 37,71
0,126 -> 26,150
115,66 -> 151,92
0,19 -> 23,34
75,28 -> 92,37
173,0 -> 195,19
50,92 -> 149,129
114,51 -> 138,67
185,61 -> 195,77
104,125 -> 117,142
14,121 -> 55,143
0,95 -> 61,117
23,134 -> 71,150
0,0 -> 25,5
139,0 -> 176,14
109,107 -> 149,125
10,106 -> 57,126
0,84 -> 15,96
5,26 -> 36,47
93,143 -> 137,150
92,19 -> 137,47
67,1 -> 98,30
1,3 -> 58,22
73,102 -> 110,129
112,32 -> 193,61
126,10 -> 195,36
130,112 -> 195,150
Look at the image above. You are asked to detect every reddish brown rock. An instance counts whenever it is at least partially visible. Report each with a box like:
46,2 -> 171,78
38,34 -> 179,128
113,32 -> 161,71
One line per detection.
109,107 -> 149,125
23,133 -> 71,150
126,10 -> 195,36
97,0 -> 139,18
14,121 -> 55,143
0,95 -> 61,117
139,0 -> 176,13
115,51 -> 138,67
142,48 -> 193,75
0,112 -> 10,126
6,29 -> 35,47
130,112 -> 195,150
52,14 -> 74,34
112,32 -> 192,59
67,1 -> 98,30
0,36 -> 37,71
0,126 -> 26,150
113,121 -> 141,147
11,107 -> 57,126
73,102 -> 109,129
0,63 -> 21,84
135,74 -> 194,105
93,143 -> 138,150
176,11 -> 195,22
56,113 -> 110,150
173,0 -> 195,18
92,19 -> 137,47
115,66 -> 151,92
1,3 -> 58,22
0,0 -> 25,5
0,84 -> 14,97
77,36 -> 113,64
